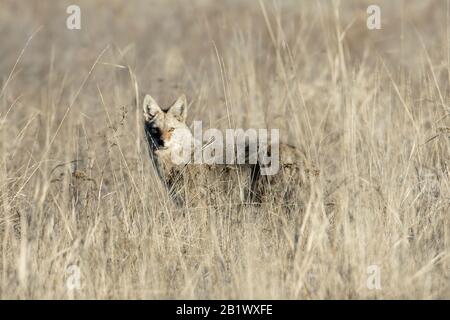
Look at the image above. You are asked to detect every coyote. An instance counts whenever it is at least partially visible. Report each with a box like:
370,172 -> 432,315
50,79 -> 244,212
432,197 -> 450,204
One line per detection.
143,94 -> 318,208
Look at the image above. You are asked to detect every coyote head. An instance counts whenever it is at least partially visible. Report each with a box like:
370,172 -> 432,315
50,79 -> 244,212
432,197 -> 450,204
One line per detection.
143,94 -> 193,163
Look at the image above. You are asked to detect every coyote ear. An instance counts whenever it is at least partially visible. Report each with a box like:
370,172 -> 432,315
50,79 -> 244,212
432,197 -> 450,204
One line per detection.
168,94 -> 187,122
143,94 -> 162,121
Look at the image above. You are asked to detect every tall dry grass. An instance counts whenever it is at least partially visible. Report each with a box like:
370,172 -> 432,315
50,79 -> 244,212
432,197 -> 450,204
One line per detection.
0,0 -> 449,299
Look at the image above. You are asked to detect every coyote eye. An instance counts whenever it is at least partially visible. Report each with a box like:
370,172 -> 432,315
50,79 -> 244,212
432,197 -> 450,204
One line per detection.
168,128 -> 175,133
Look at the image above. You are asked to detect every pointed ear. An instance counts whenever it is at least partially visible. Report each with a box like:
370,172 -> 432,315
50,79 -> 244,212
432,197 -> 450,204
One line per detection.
167,94 -> 187,122
143,94 -> 162,121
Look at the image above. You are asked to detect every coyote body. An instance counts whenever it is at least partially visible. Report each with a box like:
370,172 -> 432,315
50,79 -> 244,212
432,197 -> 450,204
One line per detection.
143,94 -> 316,208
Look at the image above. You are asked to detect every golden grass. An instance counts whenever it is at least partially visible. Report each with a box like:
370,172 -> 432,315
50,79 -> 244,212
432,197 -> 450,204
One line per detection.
0,0 -> 449,299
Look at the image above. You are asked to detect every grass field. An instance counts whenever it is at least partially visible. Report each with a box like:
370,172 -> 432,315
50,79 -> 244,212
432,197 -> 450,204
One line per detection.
0,0 -> 449,299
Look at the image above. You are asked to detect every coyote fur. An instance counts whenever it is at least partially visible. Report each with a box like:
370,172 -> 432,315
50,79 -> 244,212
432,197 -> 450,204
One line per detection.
142,94 -> 318,208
